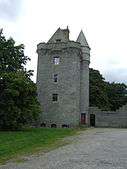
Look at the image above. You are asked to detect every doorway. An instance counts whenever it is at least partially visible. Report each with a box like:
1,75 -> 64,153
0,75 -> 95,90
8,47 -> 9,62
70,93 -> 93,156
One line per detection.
90,114 -> 95,126
81,113 -> 86,124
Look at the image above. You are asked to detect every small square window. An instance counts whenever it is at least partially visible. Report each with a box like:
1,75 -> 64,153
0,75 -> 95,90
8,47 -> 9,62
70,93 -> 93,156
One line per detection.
54,74 -> 58,82
53,57 -> 60,65
56,39 -> 61,42
52,94 -> 58,102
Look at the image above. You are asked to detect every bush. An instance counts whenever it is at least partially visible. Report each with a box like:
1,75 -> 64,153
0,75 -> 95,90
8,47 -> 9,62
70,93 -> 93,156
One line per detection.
0,72 -> 41,130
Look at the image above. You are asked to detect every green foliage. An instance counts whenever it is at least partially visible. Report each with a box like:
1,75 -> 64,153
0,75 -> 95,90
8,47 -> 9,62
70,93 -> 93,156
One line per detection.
89,68 -> 110,110
0,30 -> 41,130
0,128 -> 76,163
89,68 -> 127,111
0,30 -> 30,72
0,72 -> 41,130
106,82 -> 127,110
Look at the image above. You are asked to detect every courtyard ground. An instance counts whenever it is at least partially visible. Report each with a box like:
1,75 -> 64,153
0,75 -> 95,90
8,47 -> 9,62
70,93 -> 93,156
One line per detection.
0,128 -> 127,169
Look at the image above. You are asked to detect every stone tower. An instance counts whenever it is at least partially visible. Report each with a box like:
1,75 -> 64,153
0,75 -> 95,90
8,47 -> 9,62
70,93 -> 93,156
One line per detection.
77,30 -> 90,124
37,27 -> 90,127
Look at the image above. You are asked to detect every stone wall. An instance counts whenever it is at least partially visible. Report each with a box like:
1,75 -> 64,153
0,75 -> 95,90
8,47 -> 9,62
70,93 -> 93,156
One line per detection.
89,104 -> 127,128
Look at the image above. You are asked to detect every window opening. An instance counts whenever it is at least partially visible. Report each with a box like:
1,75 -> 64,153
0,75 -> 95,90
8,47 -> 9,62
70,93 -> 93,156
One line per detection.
56,39 -> 61,42
52,94 -> 58,101
53,57 -> 60,65
51,124 -> 57,128
54,74 -> 58,82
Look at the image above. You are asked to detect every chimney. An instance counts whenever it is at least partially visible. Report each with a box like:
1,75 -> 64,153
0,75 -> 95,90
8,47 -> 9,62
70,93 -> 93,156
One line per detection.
62,26 -> 70,41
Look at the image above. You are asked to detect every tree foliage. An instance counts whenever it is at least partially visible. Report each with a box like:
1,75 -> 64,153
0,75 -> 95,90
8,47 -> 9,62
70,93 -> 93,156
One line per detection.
89,68 -> 127,111
106,82 -> 127,110
89,68 -> 110,110
0,30 -> 29,73
0,30 -> 41,130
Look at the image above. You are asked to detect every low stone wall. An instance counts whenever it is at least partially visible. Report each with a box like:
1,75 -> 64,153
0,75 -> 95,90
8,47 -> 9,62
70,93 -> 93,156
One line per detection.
89,104 -> 127,128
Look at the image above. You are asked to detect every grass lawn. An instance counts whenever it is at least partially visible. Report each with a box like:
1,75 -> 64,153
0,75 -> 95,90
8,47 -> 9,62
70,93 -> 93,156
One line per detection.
0,128 -> 78,164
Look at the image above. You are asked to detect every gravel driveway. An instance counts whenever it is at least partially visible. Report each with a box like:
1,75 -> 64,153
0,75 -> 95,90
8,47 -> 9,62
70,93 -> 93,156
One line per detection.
1,128 -> 127,169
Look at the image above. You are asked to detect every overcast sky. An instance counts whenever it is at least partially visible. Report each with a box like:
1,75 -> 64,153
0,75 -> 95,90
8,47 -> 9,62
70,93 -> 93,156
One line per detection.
0,0 -> 127,84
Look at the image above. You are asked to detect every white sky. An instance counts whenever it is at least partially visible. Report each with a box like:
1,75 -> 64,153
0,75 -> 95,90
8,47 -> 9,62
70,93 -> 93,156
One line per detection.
0,0 -> 127,84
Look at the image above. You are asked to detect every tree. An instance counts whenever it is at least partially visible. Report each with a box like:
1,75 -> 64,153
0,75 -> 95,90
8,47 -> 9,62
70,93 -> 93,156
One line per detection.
0,30 -> 30,73
0,30 -> 41,130
106,82 -> 127,110
89,68 -> 110,110
89,68 -> 127,111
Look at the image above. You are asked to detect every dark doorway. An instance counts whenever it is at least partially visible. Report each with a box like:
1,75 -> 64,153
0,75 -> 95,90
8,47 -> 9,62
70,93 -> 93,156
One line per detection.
90,114 -> 95,126
81,113 -> 86,124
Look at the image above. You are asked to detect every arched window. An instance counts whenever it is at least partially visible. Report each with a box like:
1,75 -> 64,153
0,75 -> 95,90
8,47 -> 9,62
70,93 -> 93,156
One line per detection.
62,124 -> 69,128
51,124 -> 57,128
41,123 -> 46,127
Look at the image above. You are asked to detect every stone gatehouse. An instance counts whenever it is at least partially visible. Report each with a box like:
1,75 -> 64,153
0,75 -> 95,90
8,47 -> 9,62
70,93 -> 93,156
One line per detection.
36,27 -> 90,127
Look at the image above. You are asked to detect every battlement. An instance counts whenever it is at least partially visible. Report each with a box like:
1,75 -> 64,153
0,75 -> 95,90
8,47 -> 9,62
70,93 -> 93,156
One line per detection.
37,41 -> 81,52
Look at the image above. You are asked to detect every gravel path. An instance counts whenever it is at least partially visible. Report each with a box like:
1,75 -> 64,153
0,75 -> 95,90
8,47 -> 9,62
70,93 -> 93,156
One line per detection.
1,128 -> 127,169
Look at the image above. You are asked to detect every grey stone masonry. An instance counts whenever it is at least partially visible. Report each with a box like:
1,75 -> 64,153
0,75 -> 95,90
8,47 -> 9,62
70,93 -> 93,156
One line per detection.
77,30 -> 90,123
89,104 -> 127,128
36,27 -> 90,127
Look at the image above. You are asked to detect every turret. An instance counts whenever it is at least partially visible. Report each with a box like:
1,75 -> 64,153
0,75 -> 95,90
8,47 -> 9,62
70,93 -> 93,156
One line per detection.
77,30 -> 90,125
77,30 -> 90,62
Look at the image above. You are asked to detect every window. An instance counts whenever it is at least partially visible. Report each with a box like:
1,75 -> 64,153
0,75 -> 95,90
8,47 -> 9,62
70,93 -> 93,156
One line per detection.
56,39 -> 61,42
62,124 -> 69,128
53,57 -> 60,65
54,74 -> 58,82
51,124 -> 57,128
41,123 -> 46,127
52,94 -> 58,102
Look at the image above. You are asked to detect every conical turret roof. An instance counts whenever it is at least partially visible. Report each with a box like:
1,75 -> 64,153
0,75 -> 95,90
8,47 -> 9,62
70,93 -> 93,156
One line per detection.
76,30 -> 90,47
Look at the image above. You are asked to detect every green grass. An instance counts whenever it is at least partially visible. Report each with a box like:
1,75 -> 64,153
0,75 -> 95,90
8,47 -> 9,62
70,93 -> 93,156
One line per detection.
0,128 -> 78,164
